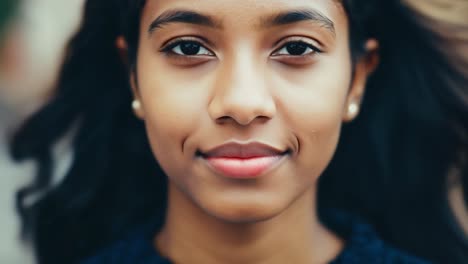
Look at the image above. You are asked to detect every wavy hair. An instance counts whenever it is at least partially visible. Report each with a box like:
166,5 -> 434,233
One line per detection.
11,0 -> 468,263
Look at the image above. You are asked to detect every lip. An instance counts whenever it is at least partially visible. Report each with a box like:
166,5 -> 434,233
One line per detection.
198,142 -> 289,179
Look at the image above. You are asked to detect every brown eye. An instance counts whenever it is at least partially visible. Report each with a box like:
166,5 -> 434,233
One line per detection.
178,42 -> 202,55
272,41 -> 320,57
287,42 -> 308,55
161,40 -> 214,56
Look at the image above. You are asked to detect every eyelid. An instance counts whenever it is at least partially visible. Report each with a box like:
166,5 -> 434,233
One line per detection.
159,36 -> 216,56
271,36 -> 323,55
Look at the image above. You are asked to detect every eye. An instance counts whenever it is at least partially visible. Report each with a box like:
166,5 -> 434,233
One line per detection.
161,39 -> 214,57
272,41 -> 321,57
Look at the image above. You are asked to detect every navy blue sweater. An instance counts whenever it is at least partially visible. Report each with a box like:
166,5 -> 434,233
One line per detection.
81,210 -> 431,263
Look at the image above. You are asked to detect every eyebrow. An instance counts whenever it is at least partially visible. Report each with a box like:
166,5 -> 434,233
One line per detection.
148,10 -> 220,34
261,9 -> 335,36
148,8 -> 335,36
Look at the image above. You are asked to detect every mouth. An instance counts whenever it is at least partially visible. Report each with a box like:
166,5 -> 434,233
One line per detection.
197,142 -> 290,179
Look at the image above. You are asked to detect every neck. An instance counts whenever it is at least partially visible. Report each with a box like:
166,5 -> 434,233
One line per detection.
155,183 -> 343,264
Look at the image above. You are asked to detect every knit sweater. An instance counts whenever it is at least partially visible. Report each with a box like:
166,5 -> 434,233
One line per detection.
81,210 -> 431,264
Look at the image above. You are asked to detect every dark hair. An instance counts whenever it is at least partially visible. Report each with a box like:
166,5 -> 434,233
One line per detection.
11,0 -> 468,263
321,0 -> 468,261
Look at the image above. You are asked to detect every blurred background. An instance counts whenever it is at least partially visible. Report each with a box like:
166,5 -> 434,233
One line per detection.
0,0 -> 84,263
0,0 -> 467,263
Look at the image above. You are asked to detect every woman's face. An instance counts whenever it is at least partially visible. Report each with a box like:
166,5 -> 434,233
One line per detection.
132,0 -> 371,222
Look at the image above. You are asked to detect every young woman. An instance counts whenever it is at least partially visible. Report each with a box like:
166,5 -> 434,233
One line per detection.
11,0 -> 467,263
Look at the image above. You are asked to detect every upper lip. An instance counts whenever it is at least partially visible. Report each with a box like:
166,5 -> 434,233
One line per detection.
199,142 -> 288,159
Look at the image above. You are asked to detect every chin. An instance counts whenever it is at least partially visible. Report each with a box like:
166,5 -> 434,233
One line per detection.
199,193 -> 289,224
209,206 -> 282,224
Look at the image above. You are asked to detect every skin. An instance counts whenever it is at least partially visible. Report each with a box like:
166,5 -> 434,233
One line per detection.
119,0 -> 378,263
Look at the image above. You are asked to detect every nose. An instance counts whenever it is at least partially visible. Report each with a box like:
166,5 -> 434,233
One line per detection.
208,53 -> 276,126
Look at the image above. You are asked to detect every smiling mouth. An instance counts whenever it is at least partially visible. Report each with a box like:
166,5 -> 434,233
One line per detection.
197,142 -> 290,179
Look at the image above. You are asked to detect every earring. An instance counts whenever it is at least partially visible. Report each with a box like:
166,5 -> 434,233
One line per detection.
347,102 -> 359,119
132,100 -> 141,111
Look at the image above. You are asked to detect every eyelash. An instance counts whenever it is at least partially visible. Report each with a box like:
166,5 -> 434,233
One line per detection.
159,37 -> 215,57
159,37 -> 322,59
271,38 -> 322,57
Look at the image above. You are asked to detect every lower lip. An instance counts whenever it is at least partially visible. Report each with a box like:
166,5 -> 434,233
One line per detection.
203,155 -> 286,179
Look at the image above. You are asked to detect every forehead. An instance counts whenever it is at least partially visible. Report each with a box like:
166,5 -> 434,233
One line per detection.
140,0 -> 347,33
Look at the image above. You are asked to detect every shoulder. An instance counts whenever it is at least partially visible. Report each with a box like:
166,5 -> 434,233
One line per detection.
323,209 -> 432,264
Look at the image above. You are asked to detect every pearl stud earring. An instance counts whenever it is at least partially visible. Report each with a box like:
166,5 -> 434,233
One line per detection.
132,100 -> 141,111
348,103 -> 359,118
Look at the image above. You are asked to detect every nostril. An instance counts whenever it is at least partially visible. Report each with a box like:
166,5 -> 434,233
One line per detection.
215,115 -> 272,126
215,116 -> 234,125
208,90 -> 276,126
256,116 -> 272,124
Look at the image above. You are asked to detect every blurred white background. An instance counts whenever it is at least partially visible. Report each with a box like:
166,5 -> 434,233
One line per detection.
0,0 -> 84,263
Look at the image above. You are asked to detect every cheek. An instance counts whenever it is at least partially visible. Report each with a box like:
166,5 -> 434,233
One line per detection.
292,100 -> 343,175
135,57 -> 208,171
272,59 -> 351,174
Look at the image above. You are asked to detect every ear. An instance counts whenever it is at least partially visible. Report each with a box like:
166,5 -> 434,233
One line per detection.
343,39 -> 379,122
116,35 -> 145,120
